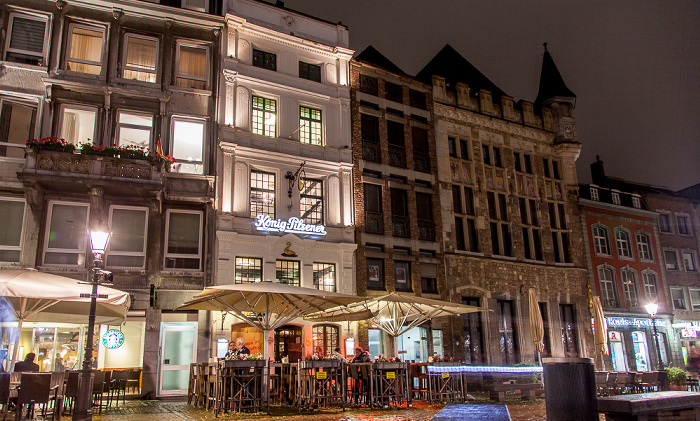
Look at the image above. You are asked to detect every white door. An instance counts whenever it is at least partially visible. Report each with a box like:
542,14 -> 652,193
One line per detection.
158,322 -> 197,396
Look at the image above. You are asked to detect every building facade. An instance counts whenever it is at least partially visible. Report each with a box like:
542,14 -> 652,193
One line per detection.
0,0 -> 223,397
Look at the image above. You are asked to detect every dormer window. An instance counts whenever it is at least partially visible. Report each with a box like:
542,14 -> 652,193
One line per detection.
590,187 -> 599,201
632,196 -> 641,209
611,192 -> 620,205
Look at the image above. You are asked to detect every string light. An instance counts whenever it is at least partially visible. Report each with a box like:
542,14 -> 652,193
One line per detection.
426,365 -> 544,374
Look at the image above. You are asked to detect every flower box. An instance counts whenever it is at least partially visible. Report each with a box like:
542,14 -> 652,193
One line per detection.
222,359 -> 266,368
299,360 -> 342,369
374,362 -> 406,370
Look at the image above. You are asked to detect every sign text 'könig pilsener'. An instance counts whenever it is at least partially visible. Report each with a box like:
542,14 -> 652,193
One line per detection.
254,215 -> 327,236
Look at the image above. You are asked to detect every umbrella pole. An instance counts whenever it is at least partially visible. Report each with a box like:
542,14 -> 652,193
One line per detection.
10,318 -> 23,372
537,350 -> 542,366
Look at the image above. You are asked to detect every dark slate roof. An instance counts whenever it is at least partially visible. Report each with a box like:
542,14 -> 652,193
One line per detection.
415,44 -> 507,99
535,43 -> 576,105
355,45 -> 407,76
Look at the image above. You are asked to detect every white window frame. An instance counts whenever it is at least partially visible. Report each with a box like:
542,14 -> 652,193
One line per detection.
65,22 -> 106,75
635,231 -> 653,262
105,205 -> 148,270
620,268 -> 639,308
671,287 -> 687,310
590,187 -> 599,201
641,270 -> 658,302
683,251 -> 697,272
4,12 -> 51,66
181,0 -> 208,12
174,40 -> 210,89
598,264 -> 618,307
615,227 -> 633,259
59,104 -> 98,146
690,288 -> 700,312
658,212 -> 673,234
611,192 -> 621,205
676,214 -> 691,236
0,197 -> 26,263
632,196 -> 641,209
122,33 -> 159,83
592,224 -> 610,256
0,98 -> 38,158
170,115 -> 205,175
164,209 -> 203,271
664,248 -> 679,271
43,201 -> 90,267
299,105 -> 324,146
116,110 -> 153,149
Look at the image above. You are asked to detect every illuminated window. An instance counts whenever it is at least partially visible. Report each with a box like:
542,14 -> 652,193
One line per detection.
117,111 -> 152,149
250,170 -> 275,219
106,206 -> 148,269
276,260 -> 300,286
235,257 -> 262,283
66,24 -> 105,75
171,117 -> 205,175
60,105 -> 96,146
252,96 -> 276,137
123,34 -> 158,83
175,42 -> 208,89
300,178 -> 323,225
312,324 -> 338,356
313,263 -> 335,292
299,106 -> 322,146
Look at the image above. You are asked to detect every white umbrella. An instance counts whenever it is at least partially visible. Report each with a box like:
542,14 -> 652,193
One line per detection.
593,296 -> 609,370
0,269 -> 130,371
177,281 -> 367,358
305,292 -> 485,356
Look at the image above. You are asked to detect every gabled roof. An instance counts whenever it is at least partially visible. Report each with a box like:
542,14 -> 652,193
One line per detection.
355,45 -> 406,76
415,44 -> 506,99
535,43 -> 576,105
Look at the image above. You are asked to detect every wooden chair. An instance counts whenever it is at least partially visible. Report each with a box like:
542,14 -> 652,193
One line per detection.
187,363 -> 198,406
0,373 -> 11,420
109,370 -> 128,407
91,370 -> 107,414
62,371 -> 79,415
605,372 -> 619,395
16,373 -> 56,421
125,368 -> 141,395
410,364 -> 428,400
204,363 -> 218,411
639,371 -> 659,392
594,371 -> 608,396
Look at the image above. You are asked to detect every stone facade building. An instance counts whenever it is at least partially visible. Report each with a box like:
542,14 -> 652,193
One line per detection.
0,0 -> 223,397
418,45 -> 593,364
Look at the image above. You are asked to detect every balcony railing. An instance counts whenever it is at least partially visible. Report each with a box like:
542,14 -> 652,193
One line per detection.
388,147 -> 406,168
362,141 -> 381,162
413,152 -> 431,173
418,220 -> 435,242
392,216 -> 410,238
365,212 -> 383,234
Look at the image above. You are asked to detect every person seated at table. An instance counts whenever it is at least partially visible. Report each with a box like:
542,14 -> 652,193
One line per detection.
224,340 -> 237,358
352,347 -> 371,363
14,352 -> 39,372
235,338 -> 250,356
331,347 -> 344,361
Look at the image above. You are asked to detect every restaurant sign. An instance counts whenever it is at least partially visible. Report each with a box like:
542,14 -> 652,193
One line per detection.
254,215 -> 327,236
102,329 -> 124,349
606,317 -> 666,328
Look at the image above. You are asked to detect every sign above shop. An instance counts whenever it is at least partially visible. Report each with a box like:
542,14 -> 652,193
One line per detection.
606,317 -> 666,328
102,329 -> 124,349
254,215 -> 327,236
682,329 -> 697,338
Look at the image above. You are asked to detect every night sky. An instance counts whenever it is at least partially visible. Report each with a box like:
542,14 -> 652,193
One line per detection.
285,1 -> 699,191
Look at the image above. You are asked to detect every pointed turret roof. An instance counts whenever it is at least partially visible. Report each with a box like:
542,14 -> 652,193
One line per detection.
355,45 -> 406,76
535,43 -> 576,105
416,44 -> 507,99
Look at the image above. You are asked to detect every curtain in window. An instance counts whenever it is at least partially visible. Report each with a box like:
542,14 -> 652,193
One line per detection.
177,46 -> 206,88
125,37 -> 157,82
68,27 -> 102,74
61,112 -> 77,145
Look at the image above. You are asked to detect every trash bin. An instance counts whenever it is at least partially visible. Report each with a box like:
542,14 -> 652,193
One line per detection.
542,357 -> 598,421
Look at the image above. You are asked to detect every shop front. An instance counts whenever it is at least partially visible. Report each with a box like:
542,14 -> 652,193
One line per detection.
670,321 -> 700,367
606,316 -> 670,372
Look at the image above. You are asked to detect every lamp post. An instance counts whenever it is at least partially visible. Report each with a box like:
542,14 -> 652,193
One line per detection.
645,303 -> 664,371
74,230 -> 111,421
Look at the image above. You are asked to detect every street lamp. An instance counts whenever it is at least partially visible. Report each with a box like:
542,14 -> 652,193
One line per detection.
74,230 -> 112,421
645,302 -> 664,371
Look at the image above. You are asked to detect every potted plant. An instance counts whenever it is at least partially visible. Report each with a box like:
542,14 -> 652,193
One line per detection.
515,361 -> 540,384
665,366 -> 687,390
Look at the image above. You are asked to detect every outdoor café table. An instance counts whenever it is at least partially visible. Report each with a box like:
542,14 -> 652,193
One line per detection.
269,362 -> 297,405
370,361 -> 411,408
597,391 -> 700,420
427,362 -> 465,404
297,360 -> 345,412
216,358 -> 268,415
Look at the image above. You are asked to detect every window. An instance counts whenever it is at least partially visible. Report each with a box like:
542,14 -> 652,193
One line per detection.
677,215 -> 691,235
615,228 -> 633,259
60,105 -> 97,146
642,271 -> 658,301
409,89 -> 427,110
312,324 -> 338,356
514,152 -> 533,174
671,287 -> 687,310
364,183 -> 383,234
611,192 -> 621,205
592,225 -> 610,256
621,269 -> 638,308
387,121 -> 406,168
235,257 -> 262,283
683,251 -> 697,272
598,265 -> 618,308
276,260 -> 300,285
690,289 -> 700,312
391,188 -> 409,238
300,178 -> 323,225
299,61 -> 321,82
395,261 -> 412,292
250,170 -> 275,219
543,158 -> 561,180
412,127 -> 430,173
636,232 -> 653,261
361,114 -> 380,162
590,187 -> 599,201
252,96 -> 277,137
65,24 -> 104,75
181,0 -> 208,13
1,101 -> 36,158
43,202 -> 89,266
123,34 -> 158,83
366,258 -> 384,290
175,42 -> 208,89
117,111 -> 153,149
632,196 -> 641,209
299,106 -> 322,146
549,202 -> 570,263
313,263 -> 335,292
416,192 -> 434,242
520,197 -> 542,261
106,206 -> 148,269
171,117 -> 204,174
359,75 -> 378,96
0,198 -> 25,263
498,300 -> 518,364
482,144 -> 502,167
164,210 -> 202,270
4,13 -> 49,65
253,48 -> 276,71
462,297 -> 484,364
664,249 -> 679,270
421,263 -> 438,294
488,191 -> 511,256
658,213 -> 672,233
385,82 -> 403,103
560,304 -> 579,357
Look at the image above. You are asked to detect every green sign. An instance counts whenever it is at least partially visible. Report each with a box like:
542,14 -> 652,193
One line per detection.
102,329 -> 124,349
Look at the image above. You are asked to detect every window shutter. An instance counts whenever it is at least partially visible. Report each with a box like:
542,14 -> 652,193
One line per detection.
10,17 -> 46,53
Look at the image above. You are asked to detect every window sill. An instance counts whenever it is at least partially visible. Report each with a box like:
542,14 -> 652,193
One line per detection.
169,85 -> 212,95
1,61 -> 48,73
161,270 -> 204,277
523,258 -> 546,265
454,250 -> 485,257
113,77 -> 159,89
554,262 -> 575,267
595,253 -> 613,258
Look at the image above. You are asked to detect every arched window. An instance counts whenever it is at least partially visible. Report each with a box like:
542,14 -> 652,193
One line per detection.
642,271 -> 658,301
621,268 -> 638,308
592,224 -> 610,255
615,228 -> 632,258
598,265 -> 619,307
636,231 -> 653,261
312,324 -> 339,357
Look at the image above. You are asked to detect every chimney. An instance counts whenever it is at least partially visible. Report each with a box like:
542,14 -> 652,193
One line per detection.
590,155 -> 606,186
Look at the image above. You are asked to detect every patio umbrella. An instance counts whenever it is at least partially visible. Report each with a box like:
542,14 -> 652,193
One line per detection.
305,292 -> 484,357
176,281 -> 367,358
528,288 -> 545,365
0,269 -> 130,371
593,296 -> 609,370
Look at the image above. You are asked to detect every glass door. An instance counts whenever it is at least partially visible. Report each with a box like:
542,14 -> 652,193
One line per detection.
158,322 -> 197,396
631,331 -> 650,372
